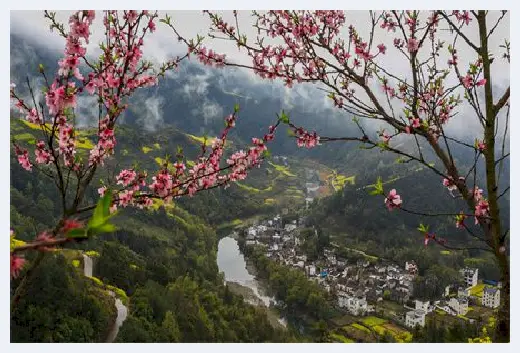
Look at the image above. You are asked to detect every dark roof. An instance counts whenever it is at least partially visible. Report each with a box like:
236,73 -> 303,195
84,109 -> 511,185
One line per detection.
484,287 -> 498,295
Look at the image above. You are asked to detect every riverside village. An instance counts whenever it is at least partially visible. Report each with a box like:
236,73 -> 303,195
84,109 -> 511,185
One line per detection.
233,208 -> 500,336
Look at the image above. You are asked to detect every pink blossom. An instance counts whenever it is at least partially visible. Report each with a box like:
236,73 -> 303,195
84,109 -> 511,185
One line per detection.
407,38 -> 419,53
461,74 -> 473,89
411,117 -> 421,128
476,78 -> 487,87
148,19 -> 156,32
35,141 -> 52,164
62,219 -> 83,233
118,190 -> 134,207
26,108 -> 40,124
476,140 -> 486,152
295,129 -> 320,148
150,170 -> 174,198
377,43 -> 387,54
17,149 -> 32,171
116,169 -> 137,187
173,162 -> 186,174
384,189 -> 402,211
474,199 -> 489,224
98,186 -> 107,196
11,254 -> 26,279
58,55 -> 83,80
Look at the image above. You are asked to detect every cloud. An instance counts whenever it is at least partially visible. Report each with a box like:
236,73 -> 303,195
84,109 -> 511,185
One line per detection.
10,10 -> 510,144
142,96 -> 165,131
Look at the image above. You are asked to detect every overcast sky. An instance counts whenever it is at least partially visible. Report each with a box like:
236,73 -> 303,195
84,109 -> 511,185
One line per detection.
10,10 -> 510,139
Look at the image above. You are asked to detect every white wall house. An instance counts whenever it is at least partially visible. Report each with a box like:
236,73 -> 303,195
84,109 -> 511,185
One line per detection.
405,309 -> 426,328
482,287 -> 500,309
448,297 -> 469,316
460,267 -> 479,288
415,300 -> 430,312
338,293 -> 368,316
458,287 -> 469,298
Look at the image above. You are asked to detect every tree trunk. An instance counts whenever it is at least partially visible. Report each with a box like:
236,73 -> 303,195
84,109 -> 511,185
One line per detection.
495,251 -> 510,342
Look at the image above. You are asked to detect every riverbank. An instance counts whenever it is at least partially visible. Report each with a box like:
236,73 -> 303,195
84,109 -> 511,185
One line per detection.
226,281 -> 286,331
217,236 -> 287,331
82,254 -> 128,342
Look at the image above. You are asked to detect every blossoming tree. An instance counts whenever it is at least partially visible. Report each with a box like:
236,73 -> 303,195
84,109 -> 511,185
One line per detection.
10,10 -> 281,305
175,10 -> 510,341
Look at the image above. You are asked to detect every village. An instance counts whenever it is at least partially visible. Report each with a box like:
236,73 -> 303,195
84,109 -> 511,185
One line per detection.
240,213 -> 501,331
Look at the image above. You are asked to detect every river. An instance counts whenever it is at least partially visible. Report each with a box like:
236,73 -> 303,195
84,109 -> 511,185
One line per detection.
82,254 -> 128,342
217,236 -> 287,328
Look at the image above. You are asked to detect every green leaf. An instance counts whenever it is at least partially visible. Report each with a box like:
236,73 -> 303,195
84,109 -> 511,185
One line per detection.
88,193 -> 113,230
417,223 -> 429,233
93,223 -> 117,234
234,103 -> 240,113
279,110 -> 290,124
262,149 -> 271,159
67,228 -> 87,239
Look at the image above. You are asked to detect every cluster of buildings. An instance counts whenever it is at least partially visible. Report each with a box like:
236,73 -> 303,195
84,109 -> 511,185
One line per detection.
242,216 -> 500,330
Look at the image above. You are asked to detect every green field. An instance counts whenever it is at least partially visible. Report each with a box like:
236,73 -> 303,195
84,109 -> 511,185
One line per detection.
362,316 -> 388,327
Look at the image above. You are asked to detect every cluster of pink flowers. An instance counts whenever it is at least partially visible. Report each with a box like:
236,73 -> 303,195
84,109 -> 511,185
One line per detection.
195,47 -> 226,67
380,13 -> 397,32
97,113 -> 280,210
452,10 -> 472,26
11,254 -> 26,279
26,108 -> 40,124
461,75 -> 486,89
442,176 -> 465,192
476,139 -> 486,152
293,127 -> 320,148
407,38 -> 419,53
384,189 -> 402,211
116,169 -> 137,187
35,141 -> 53,165
471,186 -> 489,225
89,117 -> 116,166
423,232 -> 444,246
15,147 -> 32,171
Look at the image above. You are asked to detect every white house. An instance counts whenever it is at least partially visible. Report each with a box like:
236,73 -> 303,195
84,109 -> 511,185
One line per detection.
415,300 -> 430,312
458,287 -> 469,298
482,287 -> 500,309
306,265 -> 316,277
347,296 -> 368,316
405,261 -> 419,275
337,293 -> 368,316
460,267 -> 479,288
448,297 -> 469,316
405,309 -> 426,328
